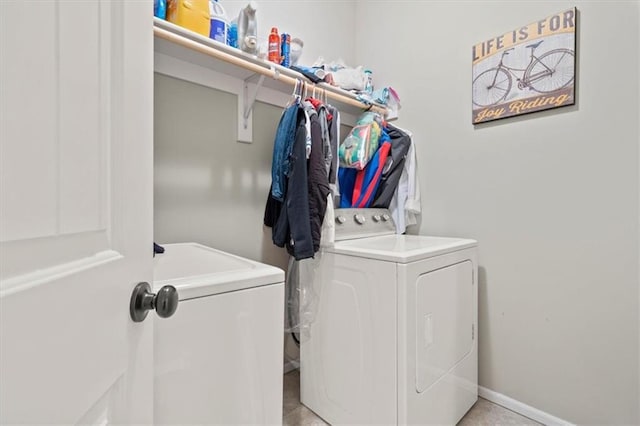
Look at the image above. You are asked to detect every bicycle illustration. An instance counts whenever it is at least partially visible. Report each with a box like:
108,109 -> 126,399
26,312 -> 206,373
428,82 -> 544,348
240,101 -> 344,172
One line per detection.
472,40 -> 574,107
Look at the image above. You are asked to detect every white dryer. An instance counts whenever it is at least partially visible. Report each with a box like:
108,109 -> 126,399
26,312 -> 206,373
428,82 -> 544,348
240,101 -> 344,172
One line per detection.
300,208 -> 478,425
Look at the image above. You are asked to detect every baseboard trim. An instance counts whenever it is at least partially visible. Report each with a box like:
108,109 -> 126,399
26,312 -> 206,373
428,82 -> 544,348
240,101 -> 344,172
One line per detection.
283,359 -> 299,374
478,386 -> 574,426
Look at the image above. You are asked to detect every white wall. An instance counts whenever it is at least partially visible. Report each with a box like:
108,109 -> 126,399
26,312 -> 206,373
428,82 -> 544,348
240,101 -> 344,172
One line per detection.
355,1 -> 639,424
221,0 -> 357,67
154,74 -> 283,265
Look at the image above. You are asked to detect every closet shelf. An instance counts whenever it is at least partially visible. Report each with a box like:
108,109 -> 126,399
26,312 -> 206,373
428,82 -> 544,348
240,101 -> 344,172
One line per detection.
153,18 -> 389,118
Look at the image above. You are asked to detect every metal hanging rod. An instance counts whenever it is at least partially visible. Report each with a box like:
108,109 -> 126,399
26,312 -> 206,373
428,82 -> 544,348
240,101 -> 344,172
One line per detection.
153,25 -> 387,116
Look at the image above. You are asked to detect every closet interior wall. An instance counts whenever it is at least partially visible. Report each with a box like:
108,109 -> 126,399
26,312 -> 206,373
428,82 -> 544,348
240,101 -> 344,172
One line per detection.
153,74 -> 353,364
154,74 -> 285,269
154,73 -> 352,265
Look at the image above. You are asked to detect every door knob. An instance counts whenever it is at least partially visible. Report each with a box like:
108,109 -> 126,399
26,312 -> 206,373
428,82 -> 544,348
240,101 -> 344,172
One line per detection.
130,282 -> 179,322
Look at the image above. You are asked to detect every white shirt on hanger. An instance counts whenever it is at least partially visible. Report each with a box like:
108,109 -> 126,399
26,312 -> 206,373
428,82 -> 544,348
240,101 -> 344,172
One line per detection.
389,128 -> 421,234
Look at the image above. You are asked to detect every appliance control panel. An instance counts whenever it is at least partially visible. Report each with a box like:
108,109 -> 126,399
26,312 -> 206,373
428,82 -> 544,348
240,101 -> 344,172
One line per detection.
334,208 -> 396,240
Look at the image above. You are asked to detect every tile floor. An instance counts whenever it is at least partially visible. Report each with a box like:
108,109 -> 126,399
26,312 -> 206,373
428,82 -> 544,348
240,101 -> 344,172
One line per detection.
283,369 -> 541,425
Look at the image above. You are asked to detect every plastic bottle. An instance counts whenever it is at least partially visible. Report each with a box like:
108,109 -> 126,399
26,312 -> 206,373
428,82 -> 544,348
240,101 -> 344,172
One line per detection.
209,0 -> 228,44
280,33 -> 290,67
154,0 -> 167,19
166,0 -> 210,37
268,27 -> 280,64
364,69 -> 373,93
290,38 -> 303,66
237,1 -> 258,54
227,18 -> 238,48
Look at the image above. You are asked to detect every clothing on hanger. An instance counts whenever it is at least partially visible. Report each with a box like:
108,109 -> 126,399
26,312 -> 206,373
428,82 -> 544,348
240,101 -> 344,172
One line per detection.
319,103 -> 340,247
264,107 -> 315,260
387,128 -> 420,234
336,121 -> 420,233
370,123 -> 412,208
301,100 -> 315,159
352,138 -> 392,208
304,100 -> 331,253
270,99 -> 301,201
265,89 -> 341,258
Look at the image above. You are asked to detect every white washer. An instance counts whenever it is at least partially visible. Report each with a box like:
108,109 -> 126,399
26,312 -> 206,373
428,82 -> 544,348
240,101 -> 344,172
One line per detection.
301,209 -> 478,425
153,243 -> 284,425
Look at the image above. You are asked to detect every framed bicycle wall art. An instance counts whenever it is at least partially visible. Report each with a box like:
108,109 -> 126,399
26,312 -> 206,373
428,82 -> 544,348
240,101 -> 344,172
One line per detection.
472,7 -> 577,124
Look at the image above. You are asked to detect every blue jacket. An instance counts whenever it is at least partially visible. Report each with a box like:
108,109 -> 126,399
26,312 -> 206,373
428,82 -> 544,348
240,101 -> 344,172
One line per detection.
264,109 -> 314,260
270,103 -> 299,201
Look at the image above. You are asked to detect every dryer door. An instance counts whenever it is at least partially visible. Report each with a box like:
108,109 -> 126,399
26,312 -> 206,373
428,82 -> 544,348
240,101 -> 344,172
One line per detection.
415,260 -> 474,392
398,248 -> 477,426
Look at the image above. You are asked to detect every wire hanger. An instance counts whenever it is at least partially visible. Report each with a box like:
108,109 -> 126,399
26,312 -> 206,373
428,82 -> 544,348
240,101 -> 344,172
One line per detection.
293,79 -> 299,96
286,79 -> 300,107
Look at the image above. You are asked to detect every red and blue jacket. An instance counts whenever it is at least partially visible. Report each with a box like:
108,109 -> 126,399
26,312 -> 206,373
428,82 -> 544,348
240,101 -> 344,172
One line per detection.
339,129 -> 392,208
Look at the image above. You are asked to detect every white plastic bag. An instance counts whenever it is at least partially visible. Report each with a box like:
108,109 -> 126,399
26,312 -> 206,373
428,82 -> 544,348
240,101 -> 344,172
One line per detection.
331,65 -> 367,91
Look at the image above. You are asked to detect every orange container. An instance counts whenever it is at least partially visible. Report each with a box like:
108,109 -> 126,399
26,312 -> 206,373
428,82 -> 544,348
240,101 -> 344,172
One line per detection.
268,27 -> 280,64
167,0 -> 210,37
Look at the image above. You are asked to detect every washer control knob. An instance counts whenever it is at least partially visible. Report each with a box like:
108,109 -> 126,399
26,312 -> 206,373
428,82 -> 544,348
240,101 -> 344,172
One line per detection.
336,215 -> 347,224
354,214 -> 366,225
372,214 -> 381,222
381,214 -> 391,222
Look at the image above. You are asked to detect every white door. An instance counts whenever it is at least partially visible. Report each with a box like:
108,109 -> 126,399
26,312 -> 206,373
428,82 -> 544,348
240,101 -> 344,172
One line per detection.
0,1 -> 154,424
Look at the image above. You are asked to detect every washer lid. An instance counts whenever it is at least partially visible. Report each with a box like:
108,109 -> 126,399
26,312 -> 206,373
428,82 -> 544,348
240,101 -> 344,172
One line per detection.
153,243 -> 284,300
329,235 -> 477,263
